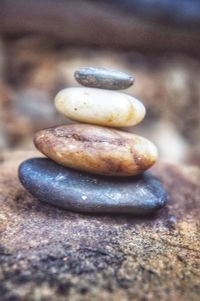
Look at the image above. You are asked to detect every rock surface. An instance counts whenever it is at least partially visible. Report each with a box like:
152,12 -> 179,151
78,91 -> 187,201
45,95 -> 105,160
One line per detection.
74,67 -> 134,90
0,149 -> 200,301
55,87 -> 145,127
18,158 -> 167,215
34,124 -> 157,176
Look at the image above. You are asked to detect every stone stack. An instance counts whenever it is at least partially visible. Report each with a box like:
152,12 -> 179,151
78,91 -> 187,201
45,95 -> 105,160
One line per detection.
19,67 -> 167,215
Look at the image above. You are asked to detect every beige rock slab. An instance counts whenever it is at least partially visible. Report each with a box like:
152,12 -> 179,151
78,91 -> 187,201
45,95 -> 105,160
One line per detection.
0,149 -> 199,301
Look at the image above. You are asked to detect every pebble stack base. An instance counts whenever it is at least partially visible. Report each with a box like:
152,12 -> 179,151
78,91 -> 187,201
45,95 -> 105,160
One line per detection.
18,158 -> 167,215
18,67 -> 167,215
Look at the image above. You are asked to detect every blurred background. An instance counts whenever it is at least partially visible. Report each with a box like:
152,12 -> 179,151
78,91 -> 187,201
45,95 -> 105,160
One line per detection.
0,0 -> 200,164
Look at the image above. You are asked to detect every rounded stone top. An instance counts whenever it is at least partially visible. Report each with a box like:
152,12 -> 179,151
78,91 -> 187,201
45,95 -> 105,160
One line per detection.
74,67 -> 134,90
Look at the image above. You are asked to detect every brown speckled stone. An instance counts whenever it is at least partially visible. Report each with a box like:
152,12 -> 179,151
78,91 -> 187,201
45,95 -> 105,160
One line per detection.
0,150 -> 200,301
34,124 -> 158,177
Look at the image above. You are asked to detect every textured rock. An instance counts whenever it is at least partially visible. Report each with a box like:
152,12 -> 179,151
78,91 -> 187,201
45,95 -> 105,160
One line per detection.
0,149 -> 200,301
34,124 -> 158,176
55,87 -> 145,127
18,158 -> 167,215
74,67 -> 134,90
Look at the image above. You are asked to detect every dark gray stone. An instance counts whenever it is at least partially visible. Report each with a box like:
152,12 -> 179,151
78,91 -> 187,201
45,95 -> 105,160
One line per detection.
74,67 -> 134,90
18,158 -> 167,215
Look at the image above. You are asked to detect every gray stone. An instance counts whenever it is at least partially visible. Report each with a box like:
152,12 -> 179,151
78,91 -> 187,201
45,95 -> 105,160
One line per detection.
74,67 -> 134,90
18,158 -> 167,215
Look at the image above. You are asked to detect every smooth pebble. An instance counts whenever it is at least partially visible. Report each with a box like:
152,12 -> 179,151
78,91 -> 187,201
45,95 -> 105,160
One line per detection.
55,87 -> 145,127
19,158 -> 167,215
74,67 -> 134,90
34,124 -> 158,177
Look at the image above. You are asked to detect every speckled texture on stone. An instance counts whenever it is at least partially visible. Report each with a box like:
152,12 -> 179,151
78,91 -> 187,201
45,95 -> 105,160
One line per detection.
74,67 -> 134,90
34,124 -> 157,176
0,150 -> 200,301
18,158 -> 167,215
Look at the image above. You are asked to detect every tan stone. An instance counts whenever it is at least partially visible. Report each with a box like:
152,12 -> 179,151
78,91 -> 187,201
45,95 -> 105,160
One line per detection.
34,124 -> 157,176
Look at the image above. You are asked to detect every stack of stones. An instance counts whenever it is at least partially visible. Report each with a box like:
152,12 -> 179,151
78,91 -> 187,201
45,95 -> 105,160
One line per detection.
19,68 -> 167,215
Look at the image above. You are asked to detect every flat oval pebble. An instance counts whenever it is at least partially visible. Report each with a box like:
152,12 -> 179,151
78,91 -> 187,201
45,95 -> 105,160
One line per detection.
74,67 -> 134,90
18,158 -> 167,215
34,124 -> 158,176
55,87 -> 145,127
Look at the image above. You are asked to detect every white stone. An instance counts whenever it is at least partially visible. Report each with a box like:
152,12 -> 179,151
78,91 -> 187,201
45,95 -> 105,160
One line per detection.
55,87 -> 145,127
